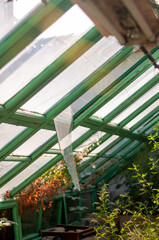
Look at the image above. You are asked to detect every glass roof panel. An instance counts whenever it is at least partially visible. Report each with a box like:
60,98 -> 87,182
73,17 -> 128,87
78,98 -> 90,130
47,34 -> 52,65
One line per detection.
117,140 -> 139,155
92,135 -> 118,153
94,65 -> 155,118
133,113 -> 159,133
126,101 -> 159,128
0,123 -> 26,150
71,126 -> 89,142
11,130 -> 56,155
0,0 -> 41,40
112,84 -> 159,124
75,131 -> 105,152
0,161 -> 18,178
22,36 -> 122,113
0,5 -> 93,104
106,138 -> 129,155
50,126 -> 89,150
0,154 -> 56,200
72,51 -> 143,115
145,124 -> 158,135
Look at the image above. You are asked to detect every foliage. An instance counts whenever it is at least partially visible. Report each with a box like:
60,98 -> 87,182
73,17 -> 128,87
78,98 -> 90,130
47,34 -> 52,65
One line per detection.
4,134 -> 101,215
0,218 -> 16,231
92,184 -> 120,239
74,135 -> 101,165
92,124 -> 159,239
10,160 -> 71,215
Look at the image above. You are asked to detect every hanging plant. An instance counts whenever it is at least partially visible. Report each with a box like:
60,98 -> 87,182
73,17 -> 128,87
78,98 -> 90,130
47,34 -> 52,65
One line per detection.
5,160 -> 71,215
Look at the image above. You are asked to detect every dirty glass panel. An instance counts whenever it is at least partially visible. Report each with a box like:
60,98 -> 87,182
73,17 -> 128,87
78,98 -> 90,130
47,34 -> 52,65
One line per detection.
126,101 -> 159,128
72,51 -> 143,114
133,113 -> 159,133
22,37 -> 122,113
75,131 -> 105,152
94,65 -> 155,119
111,84 -> 158,124
0,5 -> 93,104
116,140 -> 139,156
91,135 -> 118,153
0,123 -> 26,150
12,130 -> 56,155
0,0 -> 41,40
106,138 -> 129,155
0,161 -> 18,178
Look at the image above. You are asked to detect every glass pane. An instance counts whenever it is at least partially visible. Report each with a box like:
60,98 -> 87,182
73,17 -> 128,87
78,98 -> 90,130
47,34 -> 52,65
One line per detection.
145,124 -> 158,135
71,126 -> 89,143
112,84 -> 158,124
126,101 -> 159,128
106,138 -> 129,155
94,65 -> 155,118
72,51 -> 143,115
0,161 -> 18,178
52,126 -> 89,150
0,0 -> 41,40
22,37 -> 122,114
0,123 -> 26,150
92,135 -> 118,153
75,131 -> 105,152
0,5 -> 93,104
12,130 -> 56,155
133,113 -> 159,133
117,141 -> 139,155
0,154 -> 56,199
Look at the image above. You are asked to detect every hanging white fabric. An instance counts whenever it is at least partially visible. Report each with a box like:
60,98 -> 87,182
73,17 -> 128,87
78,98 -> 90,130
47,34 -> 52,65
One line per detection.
54,106 -> 80,190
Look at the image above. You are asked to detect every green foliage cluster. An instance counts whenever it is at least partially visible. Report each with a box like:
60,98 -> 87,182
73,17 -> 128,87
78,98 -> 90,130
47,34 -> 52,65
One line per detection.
92,124 -> 159,239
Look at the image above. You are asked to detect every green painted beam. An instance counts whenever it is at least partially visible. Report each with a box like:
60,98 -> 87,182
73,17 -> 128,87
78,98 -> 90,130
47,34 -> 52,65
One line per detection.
45,46 -> 134,120
0,198 -> 17,209
119,93 -> 159,128
0,128 -> 44,159
0,0 -> 73,69
0,135 -> 58,186
1,45 -> 158,195
2,156 -> 31,162
73,47 -> 159,126
91,123 -> 157,185
79,107 -> 158,175
78,136 -> 124,173
131,108 -> 159,131
57,199 -> 62,224
0,46 -> 133,162
36,208 -> 42,233
79,115 -> 158,178
77,76 -> 158,173
4,90 -> 158,131
82,118 -> 148,142
3,28 -> 102,116
46,149 -> 126,160
9,129 -> 94,195
63,196 -> 68,224
12,203 -> 22,240
94,141 -> 142,185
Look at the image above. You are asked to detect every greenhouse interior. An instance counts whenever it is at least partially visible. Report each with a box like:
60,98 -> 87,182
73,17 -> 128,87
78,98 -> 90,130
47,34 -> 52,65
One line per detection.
0,0 -> 159,239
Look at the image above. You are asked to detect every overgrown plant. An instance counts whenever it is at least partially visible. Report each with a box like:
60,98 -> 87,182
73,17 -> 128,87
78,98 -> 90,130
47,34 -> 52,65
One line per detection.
5,160 -> 71,215
92,123 -> 159,239
92,184 -> 120,239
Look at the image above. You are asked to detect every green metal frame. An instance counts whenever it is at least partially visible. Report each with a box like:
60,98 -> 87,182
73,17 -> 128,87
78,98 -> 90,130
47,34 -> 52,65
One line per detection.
0,0 -> 158,238
0,199 -> 22,240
